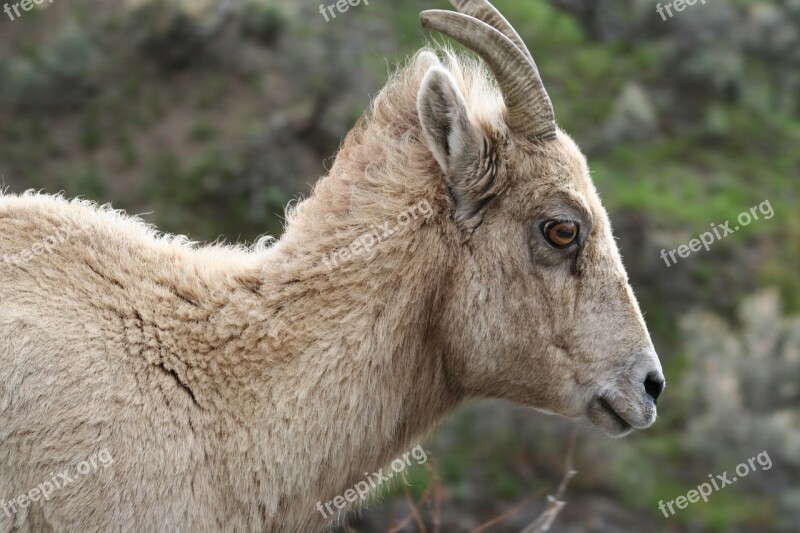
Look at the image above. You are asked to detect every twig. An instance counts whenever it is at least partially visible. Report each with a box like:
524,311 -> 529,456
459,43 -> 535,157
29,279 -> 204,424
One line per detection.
387,498 -> 414,533
387,481 -> 433,533
431,472 -> 443,533
405,486 -> 427,533
387,513 -> 414,533
470,491 -> 544,533
519,425 -> 579,533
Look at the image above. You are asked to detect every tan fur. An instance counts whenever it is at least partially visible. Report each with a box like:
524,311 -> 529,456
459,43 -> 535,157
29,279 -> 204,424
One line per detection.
0,48 -> 661,532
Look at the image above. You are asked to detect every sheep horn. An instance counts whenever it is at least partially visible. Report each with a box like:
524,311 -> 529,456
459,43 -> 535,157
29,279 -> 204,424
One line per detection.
449,0 -> 534,66
420,9 -> 556,140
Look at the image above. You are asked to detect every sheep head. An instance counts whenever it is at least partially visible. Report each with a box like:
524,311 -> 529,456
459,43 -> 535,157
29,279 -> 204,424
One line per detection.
418,0 -> 664,437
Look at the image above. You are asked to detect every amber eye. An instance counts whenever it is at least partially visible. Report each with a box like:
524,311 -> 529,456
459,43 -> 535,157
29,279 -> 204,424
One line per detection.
543,220 -> 579,248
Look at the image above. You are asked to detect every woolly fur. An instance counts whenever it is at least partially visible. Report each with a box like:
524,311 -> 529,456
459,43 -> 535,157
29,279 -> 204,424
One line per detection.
0,44 -> 659,532
0,49 -> 501,532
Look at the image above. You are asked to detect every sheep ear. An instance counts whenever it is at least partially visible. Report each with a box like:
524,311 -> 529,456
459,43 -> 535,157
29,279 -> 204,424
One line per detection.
417,67 -> 493,226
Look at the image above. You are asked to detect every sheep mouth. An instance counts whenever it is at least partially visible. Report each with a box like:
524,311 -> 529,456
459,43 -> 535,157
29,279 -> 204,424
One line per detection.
598,398 -> 632,430
587,397 -> 633,437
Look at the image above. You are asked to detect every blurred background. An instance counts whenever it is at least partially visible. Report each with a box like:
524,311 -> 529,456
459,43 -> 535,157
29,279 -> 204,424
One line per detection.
1,0 -> 798,531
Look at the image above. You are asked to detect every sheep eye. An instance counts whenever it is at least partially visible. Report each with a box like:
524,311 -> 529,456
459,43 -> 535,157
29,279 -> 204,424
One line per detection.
543,220 -> 579,248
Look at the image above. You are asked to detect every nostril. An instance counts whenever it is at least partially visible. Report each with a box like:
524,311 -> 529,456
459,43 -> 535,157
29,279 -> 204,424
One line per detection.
644,372 -> 665,403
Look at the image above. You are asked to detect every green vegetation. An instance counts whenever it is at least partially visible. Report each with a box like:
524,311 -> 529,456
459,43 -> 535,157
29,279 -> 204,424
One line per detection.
0,21 -> 98,110
241,0 -> 290,45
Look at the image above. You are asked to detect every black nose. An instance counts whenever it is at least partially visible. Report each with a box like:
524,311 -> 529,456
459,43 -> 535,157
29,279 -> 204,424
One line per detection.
644,372 -> 665,403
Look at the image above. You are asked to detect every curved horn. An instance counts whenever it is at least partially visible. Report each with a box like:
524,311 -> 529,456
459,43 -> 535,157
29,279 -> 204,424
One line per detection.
420,10 -> 556,140
449,0 -> 534,66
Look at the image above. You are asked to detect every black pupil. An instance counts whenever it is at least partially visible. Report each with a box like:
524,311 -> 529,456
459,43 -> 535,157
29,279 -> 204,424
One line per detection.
543,221 -> 577,246
556,225 -> 574,239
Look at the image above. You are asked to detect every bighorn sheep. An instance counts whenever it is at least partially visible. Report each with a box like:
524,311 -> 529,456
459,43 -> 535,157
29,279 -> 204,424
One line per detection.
0,0 -> 665,531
